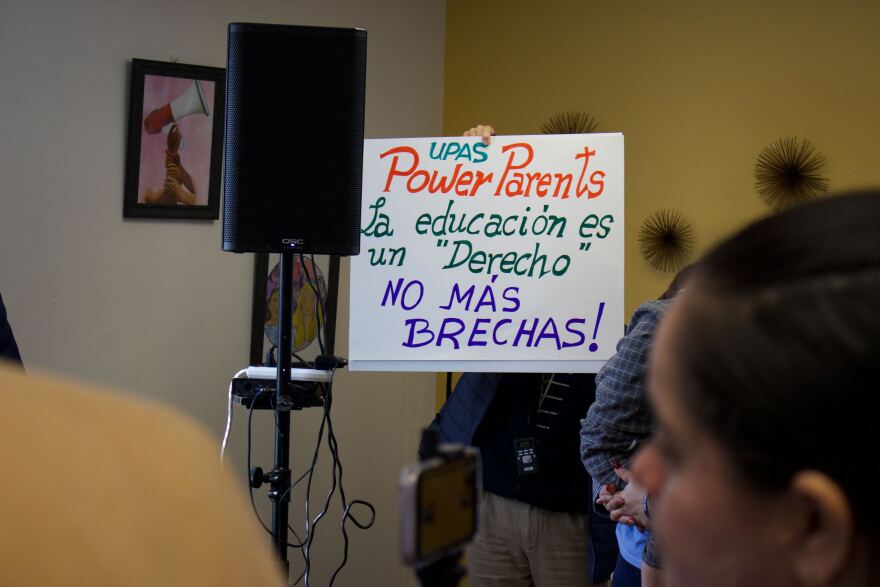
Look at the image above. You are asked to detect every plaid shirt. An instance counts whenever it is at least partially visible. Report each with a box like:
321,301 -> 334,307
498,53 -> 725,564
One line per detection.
580,299 -> 671,492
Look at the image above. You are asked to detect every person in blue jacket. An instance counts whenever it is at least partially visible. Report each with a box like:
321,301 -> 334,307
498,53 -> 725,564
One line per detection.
433,370 -> 617,587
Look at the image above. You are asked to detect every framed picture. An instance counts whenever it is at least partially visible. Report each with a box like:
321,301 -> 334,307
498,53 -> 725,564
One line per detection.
249,253 -> 342,366
123,58 -> 225,219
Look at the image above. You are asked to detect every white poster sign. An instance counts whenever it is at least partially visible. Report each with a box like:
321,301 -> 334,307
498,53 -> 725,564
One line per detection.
349,133 -> 624,372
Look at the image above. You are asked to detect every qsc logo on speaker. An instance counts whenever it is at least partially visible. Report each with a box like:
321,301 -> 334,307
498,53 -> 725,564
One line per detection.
281,238 -> 305,250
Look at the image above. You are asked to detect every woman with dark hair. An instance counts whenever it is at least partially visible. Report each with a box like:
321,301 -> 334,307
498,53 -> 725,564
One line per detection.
633,191 -> 880,587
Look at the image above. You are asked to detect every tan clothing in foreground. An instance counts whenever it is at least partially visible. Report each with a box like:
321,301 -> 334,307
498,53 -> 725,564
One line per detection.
0,363 -> 285,586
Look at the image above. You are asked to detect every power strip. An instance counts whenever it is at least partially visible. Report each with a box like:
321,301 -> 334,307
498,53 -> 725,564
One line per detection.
245,366 -> 332,382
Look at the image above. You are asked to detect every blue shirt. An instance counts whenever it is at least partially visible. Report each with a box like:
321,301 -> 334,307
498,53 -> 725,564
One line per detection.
617,522 -> 649,568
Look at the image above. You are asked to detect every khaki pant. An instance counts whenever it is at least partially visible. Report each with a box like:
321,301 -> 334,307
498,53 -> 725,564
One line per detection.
468,491 -> 606,587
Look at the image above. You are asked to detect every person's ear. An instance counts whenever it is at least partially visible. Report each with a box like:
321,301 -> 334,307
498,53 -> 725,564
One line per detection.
788,470 -> 853,586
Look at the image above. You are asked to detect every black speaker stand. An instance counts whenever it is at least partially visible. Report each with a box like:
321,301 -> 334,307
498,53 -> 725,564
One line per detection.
234,252 -> 343,581
274,252 -> 303,574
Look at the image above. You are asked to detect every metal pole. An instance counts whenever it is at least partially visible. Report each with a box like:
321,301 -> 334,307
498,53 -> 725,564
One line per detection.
271,251 -> 294,574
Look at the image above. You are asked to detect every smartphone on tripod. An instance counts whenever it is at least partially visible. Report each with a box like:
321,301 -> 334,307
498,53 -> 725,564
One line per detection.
399,445 -> 480,568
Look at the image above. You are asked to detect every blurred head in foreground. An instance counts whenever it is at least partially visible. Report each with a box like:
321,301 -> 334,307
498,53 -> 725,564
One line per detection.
635,191 -> 880,587
0,364 -> 285,586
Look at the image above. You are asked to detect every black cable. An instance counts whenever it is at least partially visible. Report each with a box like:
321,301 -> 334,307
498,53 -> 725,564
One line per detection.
301,381 -> 332,586
281,467 -> 315,546
245,261 -> 370,587
290,568 -> 306,587
303,380 -> 349,586
283,467 -> 314,586
304,386 -> 349,585
328,500 -> 376,586
281,466 -> 315,500
246,389 -> 309,550
246,391 -> 272,532
320,379 -> 377,586
293,351 -> 311,367
294,255 -> 330,587
299,253 -> 326,356
326,384 -> 370,585
249,393 -> 311,587
265,345 -> 312,368
309,254 -> 328,319
308,253 -> 327,355
265,349 -> 374,586
269,380 -> 335,586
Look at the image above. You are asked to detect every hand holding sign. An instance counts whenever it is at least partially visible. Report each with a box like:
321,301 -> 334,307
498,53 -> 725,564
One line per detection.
463,124 -> 496,145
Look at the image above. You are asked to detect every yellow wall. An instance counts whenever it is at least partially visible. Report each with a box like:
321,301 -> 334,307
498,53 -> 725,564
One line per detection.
444,0 -> 880,314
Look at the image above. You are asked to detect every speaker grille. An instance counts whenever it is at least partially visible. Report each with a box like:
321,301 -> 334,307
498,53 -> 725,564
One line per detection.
223,23 -> 367,254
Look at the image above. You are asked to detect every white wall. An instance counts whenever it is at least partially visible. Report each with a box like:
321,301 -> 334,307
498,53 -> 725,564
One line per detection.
0,1 -> 444,585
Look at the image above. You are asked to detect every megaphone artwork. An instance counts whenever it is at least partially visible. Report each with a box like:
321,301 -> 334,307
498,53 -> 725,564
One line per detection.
123,59 -> 225,220
143,79 -> 210,135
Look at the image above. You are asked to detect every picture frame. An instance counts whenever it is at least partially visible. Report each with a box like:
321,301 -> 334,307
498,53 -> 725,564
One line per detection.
249,253 -> 342,366
123,58 -> 225,219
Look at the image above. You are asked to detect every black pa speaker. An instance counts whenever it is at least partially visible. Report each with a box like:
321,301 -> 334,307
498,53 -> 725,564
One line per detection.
223,23 -> 367,254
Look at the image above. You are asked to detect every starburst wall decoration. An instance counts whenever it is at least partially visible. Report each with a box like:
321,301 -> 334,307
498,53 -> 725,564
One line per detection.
540,111 -> 599,134
754,137 -> 828,211
638,209 -> 695,273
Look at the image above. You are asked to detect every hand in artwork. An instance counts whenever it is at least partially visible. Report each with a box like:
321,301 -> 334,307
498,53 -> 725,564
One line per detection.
165,159 -> 195,194
167,123 -> 183,151
144,124 -> 197,205
163,176 -> 196,205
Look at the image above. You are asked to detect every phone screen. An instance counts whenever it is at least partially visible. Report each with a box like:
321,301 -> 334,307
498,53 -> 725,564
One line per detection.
416,455 -> 478,559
